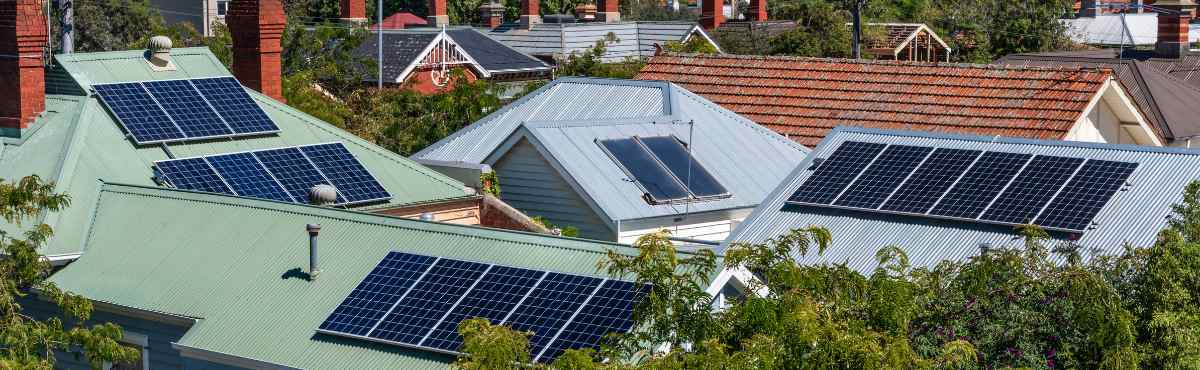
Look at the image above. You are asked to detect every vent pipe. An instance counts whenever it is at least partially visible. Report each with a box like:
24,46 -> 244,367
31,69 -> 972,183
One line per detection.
307,223 -> 321,279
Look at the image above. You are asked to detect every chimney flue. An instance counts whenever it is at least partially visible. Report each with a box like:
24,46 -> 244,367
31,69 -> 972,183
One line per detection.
748,0 -> 767,21
1155,0 -> 1196,59
0,0 -> 48,134
480,2 -> 504,28
227,0 -> 286,102
700,0 -> 723,30
520,0 -> 540,29
339,0 -> 366,23
427,0 -> 448,27
307,223 -> 321,279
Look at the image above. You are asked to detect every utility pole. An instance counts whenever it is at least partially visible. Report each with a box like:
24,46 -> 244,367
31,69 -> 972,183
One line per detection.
851,0 -> 863,59
58,0 -> 72,53
377,0 -> 383,89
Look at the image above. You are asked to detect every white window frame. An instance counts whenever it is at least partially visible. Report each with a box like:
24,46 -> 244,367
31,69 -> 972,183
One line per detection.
102,331 -> 149,370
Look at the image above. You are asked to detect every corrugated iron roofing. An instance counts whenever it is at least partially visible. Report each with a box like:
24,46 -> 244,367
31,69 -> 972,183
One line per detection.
1018,49 -> 1200,87
724,126 -> 1200,275
487,21 -> 715,62
52,184 -> 689,370
636,53 -> 1114,147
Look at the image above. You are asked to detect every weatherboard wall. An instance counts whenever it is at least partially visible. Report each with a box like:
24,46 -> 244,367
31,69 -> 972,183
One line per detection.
20,298 -> 191,370
492,137 -> 614,240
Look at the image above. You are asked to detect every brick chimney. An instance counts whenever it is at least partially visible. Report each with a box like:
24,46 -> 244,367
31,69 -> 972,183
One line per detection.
700,0 -> 722,30
0,0 -> 47,133
748,0 -> 766,21
480,2 -> 504,28
597,0 -> 619,22
428,0 -> 448,27
520,0 -> 540,29
339,0 -> 365,23
227,0 -> 285,102
1155,0 -> 1196,59
1079,0 -> 1098,17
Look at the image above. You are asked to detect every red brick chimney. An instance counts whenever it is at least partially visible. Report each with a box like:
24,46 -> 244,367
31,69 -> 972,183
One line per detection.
1155,0 -> 1196,59
0,0 -> 47,133
700,0 -> 723,30
339,0 -> 365,23
520,0 -> 540,29
748,0 -> 766,21
480,2 -> 504,28
428,0 -> 448,27
597,0 -> 619,22
227,0 -> 285,102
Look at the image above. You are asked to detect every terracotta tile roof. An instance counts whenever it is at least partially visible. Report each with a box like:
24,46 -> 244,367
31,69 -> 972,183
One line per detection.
636,53 -> 1112,146
375,12 -> 427,30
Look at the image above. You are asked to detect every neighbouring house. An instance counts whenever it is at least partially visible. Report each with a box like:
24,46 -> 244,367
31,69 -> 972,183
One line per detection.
1060,13 -> 1200,46
356,27 -> 553,95
0,0 -> 543,263
715,20 -> 951,62
636,53 -> 1165,147
709,126 -> 1200,293
23,183 -> 704,369
412,77 -> 808,244
376,11 -> 429,29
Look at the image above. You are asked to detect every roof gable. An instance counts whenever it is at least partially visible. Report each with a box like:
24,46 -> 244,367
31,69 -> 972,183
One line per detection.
360,27 -> 551,83
636,53 -> 1116,146
487,21 -> 718,62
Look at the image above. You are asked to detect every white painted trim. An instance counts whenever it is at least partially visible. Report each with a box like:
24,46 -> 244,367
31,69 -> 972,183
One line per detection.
890,24 -> 951,55
393,30 -> 491,84
682,24 -> 725,54
103,330 -> 150,370
173,343 -> 302,370
704,266 -> 765,299
1104,79 -> 1163,146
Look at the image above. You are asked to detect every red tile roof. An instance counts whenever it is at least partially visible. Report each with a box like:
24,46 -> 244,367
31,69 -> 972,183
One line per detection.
375,12 -> 427,30
636,53 -> 1113,146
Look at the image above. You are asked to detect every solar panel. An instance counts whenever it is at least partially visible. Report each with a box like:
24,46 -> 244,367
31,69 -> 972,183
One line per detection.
300,143 -> 391,204
154,157 -> 233,195
929,152 -> 1031,219
93,83 -> 186,143
638,136 -> 730,199
190,77 -> 280,134
142,80 -> 234,138
599,138 -> 691,203
881,148 -> 981,214
1036,160 -> 1137,231
255,147 -> 343,204
980,156 -> 1084,225
834,145 -> 932,209
205,152 -> 295,202
318,253 -> 646,363
370,259 -> 490,344
788,141 -> 887,205
318,252 -> 436,336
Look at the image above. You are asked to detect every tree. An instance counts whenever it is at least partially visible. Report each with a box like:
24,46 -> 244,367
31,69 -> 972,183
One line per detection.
0,176 -> 139,369
555,33 -> 646,79
49,0 -> 163,52
766,0 -> 853,58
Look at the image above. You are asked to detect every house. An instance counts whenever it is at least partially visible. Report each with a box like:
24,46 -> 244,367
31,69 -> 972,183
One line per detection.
0,0 -> 542,262
636,53 -> 1165,147
412,77 -> 808,244
710,126 -> 1200,291
375,11 -> 429,29
1060,13 -> 1200,46
484,0 -> 722,64
24,183 -> 694,369
355,27 -> 553,95
715,20 -> 951,62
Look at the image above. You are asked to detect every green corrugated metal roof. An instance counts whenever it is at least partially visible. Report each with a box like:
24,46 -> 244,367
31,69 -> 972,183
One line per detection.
0,47 -> 472,257
51,183 -> 674,370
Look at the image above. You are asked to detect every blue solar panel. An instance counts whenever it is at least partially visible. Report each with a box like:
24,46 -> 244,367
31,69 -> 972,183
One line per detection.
980,156 -> 1084,225
254,147 -> 343,204
929,152 -> 1031,219
600,138 -> 691,203
93,83 -> 186,143
142,80 -> 233,138
834,145 -> 932,209
190,77 -> 279,134
881,148 -> 981,214
504,273 -> 603,359
638,136 -> 729,199
788,141 -> 887,205
205,152 -> 295,202
318,252 -> 436,336
300,143 -> 391,204
154,157 -> 233,195
1036,160 -> 1137,231
423,266 -> 546,351
369,259 -> 489,344
537,280 -> 649,362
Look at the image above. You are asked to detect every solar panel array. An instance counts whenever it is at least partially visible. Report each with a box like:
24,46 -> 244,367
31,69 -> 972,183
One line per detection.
786,141 -> 1138,232
318,252 -> 650,363
598,136 -> 730,205
93,77 -> 280,144
154,143 -> 390,205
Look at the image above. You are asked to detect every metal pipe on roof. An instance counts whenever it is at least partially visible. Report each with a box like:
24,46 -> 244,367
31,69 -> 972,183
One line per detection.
307,223 -> 321,279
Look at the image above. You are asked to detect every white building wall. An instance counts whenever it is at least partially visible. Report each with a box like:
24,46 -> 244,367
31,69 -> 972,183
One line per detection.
1065,94 -> 1139,145
617,217 -> 740,245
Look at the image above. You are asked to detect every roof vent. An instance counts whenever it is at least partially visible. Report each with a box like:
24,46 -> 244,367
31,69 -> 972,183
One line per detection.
308,184 -> 339,206
146,35 -> 177,71
574,3 -> 596,21
543,14 -> 577,23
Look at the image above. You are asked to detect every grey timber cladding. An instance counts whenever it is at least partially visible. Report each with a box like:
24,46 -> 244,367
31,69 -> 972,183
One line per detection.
488,22 -> 706,62
725,126 -> 1200,275
493,138 -> 614,240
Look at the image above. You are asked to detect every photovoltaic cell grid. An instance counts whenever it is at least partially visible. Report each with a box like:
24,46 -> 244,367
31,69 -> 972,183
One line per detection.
154,142 -> 391,206
785,141 -> 1138,232
93,77 -> 279,144
598,136 -> 731,205
317,252 -> 650,363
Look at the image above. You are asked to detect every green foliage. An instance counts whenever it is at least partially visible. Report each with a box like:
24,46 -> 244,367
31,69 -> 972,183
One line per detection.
663,37 -> 719,55
452,318 -> 533,370
0,176 -> 139,369
556,33 -> 646,79
49,0 -> 163,52
480,171 -> 501,196
281,24 -> 376,97
529,216 -> 579,238
766,0 -> 853,58
456,181 -> 1200,369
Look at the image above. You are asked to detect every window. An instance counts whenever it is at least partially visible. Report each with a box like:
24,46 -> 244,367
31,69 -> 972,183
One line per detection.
216,0 -> 228,16
102,331 -> 149,370
598,136 -> 730,205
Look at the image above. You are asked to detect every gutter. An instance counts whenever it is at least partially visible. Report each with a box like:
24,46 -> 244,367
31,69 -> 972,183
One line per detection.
173,343 -> 302,370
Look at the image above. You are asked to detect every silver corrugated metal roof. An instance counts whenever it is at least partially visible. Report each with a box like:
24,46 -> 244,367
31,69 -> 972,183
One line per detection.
487,21 -> 713,62
725,126 -> 1200,274
414,77 -> 807,223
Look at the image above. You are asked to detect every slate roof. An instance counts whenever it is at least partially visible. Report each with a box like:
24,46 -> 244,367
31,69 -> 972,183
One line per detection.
636,53 -> 1115,147
998,53 -> 1200,140
487,21 -> 720,63
413,77 -> 807,222
49,183 -> 688,370
358,27 -> 551,83
724,126 -> 1200,274
712,20 -> 797,54
0,47 -> 472,258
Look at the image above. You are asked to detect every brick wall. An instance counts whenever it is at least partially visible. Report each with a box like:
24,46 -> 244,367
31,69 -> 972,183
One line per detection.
227,0 -> 285,102
0,0 -> 47,132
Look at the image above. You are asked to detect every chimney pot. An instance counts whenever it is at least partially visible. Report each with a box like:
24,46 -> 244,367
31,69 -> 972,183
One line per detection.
480,2 -> 504,28
227,0 -> 287,102
0,0 -> 48,134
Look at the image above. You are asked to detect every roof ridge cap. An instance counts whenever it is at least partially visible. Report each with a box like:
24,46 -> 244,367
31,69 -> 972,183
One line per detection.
659,52 -> 1113,74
